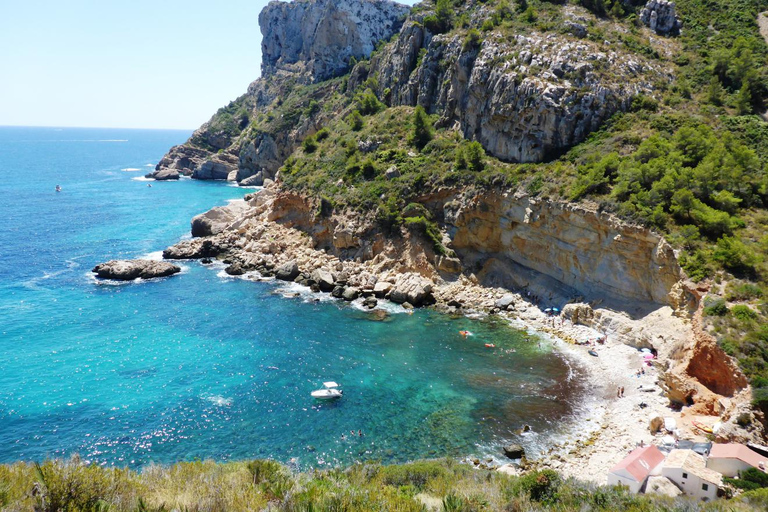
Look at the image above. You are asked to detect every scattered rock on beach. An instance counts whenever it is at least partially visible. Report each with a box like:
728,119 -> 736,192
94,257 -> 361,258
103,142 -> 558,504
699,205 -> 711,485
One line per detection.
363,296 -> 378,309
275,260 -> 300,281
342,286 -> 360,301
311,268 -> 335,292
503,444 -> 525,460
495,295 -> 516,310
92,259 -> 181,281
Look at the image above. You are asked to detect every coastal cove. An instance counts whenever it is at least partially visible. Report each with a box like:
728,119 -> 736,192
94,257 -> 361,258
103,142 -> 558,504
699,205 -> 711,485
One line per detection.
0,127 -> 588,470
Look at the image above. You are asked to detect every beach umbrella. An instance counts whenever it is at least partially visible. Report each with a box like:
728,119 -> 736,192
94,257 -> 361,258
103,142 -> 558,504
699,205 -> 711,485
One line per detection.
544,308 -> 552,312
643,354 -> 654,360
553,308 -> 559,312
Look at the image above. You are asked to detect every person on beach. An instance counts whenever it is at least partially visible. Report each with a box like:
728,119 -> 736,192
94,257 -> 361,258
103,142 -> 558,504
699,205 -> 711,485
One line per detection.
620,386 -> 625,397
617,386 -> 621,398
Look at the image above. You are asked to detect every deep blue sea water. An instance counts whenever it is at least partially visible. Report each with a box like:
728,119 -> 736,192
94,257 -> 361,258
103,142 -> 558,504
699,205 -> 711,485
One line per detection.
0,126 -> 586,469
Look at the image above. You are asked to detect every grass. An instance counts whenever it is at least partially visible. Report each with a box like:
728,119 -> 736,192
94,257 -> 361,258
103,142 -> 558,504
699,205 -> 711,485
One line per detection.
3,457 -> 768,511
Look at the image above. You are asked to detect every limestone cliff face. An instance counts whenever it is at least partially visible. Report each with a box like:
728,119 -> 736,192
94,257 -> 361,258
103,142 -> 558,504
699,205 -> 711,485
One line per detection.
364,18 -> 670,162
445,192 -> 683,306
150,0 -> 409,183
259,0 -> 409,84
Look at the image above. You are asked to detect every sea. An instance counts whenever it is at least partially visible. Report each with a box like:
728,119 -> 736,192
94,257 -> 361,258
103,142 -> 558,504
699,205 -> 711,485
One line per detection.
0,126 -> 587,470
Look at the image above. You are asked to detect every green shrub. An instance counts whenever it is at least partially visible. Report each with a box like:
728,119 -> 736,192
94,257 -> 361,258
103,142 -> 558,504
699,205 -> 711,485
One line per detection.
302,135 -> 318,154
463,29 -> 482,51
514,470 -> 561,503
315,128 -> 330,141
378,460 -> 449,491
409,106 -> 433,150
732,304 -> 758,321
630,94 -> 659,112
347,110 -> 364,131
703,297 -> 729,316
423,0 -> 453,34
404,216 -> 446,255
726,282 -> 764,301
465,141 -> 485,172
356,89 -> 384,115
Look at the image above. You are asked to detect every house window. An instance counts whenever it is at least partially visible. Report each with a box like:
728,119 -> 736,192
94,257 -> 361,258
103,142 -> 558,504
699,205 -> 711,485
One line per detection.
702,483 -> 709,491
682,472 -> 688,479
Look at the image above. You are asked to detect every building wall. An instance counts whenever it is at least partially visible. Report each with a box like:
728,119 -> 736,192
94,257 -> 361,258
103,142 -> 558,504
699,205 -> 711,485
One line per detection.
706,458 -> 752,478
607,473 -> 642,494
662,467 -> 718,501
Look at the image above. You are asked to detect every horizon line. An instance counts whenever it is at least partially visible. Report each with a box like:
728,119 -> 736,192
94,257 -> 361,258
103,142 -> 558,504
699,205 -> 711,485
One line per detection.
0,124 -> 196,131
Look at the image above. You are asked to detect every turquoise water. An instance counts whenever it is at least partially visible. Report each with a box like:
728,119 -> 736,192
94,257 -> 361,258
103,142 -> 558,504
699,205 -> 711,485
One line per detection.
0,127 -> 585,469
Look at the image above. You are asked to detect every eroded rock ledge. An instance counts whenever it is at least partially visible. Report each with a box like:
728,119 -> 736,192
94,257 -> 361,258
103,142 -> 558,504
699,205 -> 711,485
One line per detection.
92,260 -> 181,281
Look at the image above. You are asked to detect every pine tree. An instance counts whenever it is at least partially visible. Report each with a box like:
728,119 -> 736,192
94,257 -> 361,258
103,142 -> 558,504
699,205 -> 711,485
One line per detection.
410,106 -> 433,150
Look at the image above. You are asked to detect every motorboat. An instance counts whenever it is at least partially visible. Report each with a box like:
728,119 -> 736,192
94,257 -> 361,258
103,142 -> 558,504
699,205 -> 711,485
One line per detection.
311,381 -> 343,400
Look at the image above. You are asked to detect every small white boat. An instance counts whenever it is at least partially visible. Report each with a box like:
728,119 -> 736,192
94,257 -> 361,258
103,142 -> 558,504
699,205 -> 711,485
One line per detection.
311,381 -> 343,400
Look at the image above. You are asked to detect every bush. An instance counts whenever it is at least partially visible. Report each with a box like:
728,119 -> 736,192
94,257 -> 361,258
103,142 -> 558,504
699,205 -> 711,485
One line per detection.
409,106 -> 433,150
631,94 -> 659,112
713,236 -> 759,276
703,297 -> 728,316
463,29 -> 482,51
315,128 -> 330,141
423,0 -> 453,34
726,282 -> 764,301
732,304 -> 758,321
356,89 -> 384,115
302,135 -> 318,154
347,110 -> 364,131
514,470 -> 561,503
465,141 -> 485,172
404,216 -> 446,255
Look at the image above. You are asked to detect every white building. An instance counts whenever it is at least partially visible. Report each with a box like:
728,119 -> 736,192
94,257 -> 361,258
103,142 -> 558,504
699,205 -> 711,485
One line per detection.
662,449 -> 721,501
607,445 -> 665,493
707,443 -> 768,477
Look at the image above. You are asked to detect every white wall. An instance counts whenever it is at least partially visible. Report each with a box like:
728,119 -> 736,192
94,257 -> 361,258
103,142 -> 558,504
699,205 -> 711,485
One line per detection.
662,467 -> 718,501
706,458 -> 752,478
607,473 -> 643,494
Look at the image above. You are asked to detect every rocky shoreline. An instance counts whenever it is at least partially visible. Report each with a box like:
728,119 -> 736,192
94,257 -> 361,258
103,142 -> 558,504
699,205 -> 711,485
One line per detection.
153,184 -> 762,483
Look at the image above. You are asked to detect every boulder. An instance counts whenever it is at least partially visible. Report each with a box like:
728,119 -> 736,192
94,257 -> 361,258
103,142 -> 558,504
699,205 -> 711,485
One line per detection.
331,285 -> 345,298
436,255 -> 462,273
151,169 -> 180,181
503,444 -> 525,460
190,202 -> 248,237
193,159 -> 234,180
225,263 -> 246,276
92,259 -> 181,281
384,166 -> 401,180
639,0 -> 682,36
650,416 -> 664,434
311,268 -> 335,292
495,295 -> 516,310
275,260 -> 300,281
389,274 -> 434,307
373,281 -> 393,298
163,239 -> 217,260
646,476 -> 682,497
342,287 -> 360,301
363,296 -> 378,309
240,173 -> 264,187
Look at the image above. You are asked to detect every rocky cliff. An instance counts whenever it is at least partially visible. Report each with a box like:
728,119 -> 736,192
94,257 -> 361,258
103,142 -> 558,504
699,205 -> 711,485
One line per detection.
445,192 -> 682,306
361,13 -> 669,163
151,0 -> 670,182
259,0 -> 409,83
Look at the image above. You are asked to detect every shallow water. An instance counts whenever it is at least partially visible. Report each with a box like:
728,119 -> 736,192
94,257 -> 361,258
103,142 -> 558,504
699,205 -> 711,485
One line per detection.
0,127 -> 586,469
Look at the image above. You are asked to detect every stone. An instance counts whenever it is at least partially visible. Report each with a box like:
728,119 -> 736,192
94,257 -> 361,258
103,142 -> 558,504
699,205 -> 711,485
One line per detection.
151,169 -> 179,181
275,260 -> 300,281
311,268 -> 335,292
342,287 -> 361,301
163,239 -> 218,260
331,285 -> 345,298
384,166 -> 400,180
193,159 -> 235,180
225,263 -> 246,276
363,296 -> 378,309
436,255 -> 461,273
239,173 -> 264,187
564,21 -> 587,38
389,274 -> 434,307
495,295 -> 516,310
191,201 -> 249,237
503,444 -> 525,460
373,281 -> 393,298
92,259 -> 181,281
640,0 -> 682,36
650,416 -> 664,434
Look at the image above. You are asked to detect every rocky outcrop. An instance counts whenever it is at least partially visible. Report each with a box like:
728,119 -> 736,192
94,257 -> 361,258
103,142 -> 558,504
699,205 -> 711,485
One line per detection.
92,260 -> 181,281
640,0 -> 682,36
366,20 -> 670,162
191,201 -> 250,237
447,192 -> 682,306
259,0 -> 410,84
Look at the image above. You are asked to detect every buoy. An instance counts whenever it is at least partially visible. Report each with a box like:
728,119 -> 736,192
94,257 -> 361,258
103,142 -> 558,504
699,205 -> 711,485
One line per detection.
485,343 -> 495,348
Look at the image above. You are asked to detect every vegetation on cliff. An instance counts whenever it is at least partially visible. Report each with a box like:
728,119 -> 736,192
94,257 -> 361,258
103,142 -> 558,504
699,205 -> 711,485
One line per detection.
2,457 -> 768,511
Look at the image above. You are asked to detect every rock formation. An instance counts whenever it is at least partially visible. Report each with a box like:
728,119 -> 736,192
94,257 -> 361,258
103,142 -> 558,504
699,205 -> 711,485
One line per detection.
92,260 -> 181,281
259,0 -> 410,84
363,20 -> 669,162
640,0 -> 683,36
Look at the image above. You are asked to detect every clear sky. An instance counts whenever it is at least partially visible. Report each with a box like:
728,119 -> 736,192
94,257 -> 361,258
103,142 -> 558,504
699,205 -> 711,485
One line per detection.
0,0 -> 419,130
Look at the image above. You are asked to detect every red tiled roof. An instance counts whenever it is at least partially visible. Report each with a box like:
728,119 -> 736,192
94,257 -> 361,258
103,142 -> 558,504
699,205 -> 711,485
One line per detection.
610,445 -> 665,482
710,444 -> 768,470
